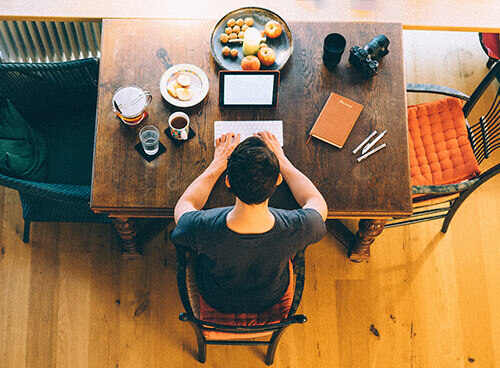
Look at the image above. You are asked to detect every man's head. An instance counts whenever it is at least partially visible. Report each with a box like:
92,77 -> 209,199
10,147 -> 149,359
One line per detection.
226,137 -> 281,205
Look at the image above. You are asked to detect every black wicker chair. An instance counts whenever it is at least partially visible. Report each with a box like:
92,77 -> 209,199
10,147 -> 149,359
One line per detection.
386,61 -> 500,232
176,246 -> 307,366
0,58 -> 110,242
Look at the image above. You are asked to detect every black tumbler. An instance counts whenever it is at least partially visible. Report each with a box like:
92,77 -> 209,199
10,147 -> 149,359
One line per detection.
323,33 -> 347,69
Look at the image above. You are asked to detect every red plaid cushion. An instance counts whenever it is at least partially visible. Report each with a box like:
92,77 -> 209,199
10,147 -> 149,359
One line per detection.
199,260 -> 294,326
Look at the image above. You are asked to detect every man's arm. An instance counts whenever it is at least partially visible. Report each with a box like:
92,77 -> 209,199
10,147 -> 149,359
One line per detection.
174,133 -> 240,224
257,131 -> 328,221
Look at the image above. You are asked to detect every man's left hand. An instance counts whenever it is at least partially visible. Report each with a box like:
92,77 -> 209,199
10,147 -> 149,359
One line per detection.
212,133 -> 240,171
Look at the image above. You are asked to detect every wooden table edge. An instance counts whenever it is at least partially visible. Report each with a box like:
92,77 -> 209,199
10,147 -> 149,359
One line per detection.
90,207 -> 412,219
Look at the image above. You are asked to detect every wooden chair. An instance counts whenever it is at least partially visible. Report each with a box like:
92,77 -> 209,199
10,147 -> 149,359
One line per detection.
176,246 -> 307,365
386,61 -> 500,232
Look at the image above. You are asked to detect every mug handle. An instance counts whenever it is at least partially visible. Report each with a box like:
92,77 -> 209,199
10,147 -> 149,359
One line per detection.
143,90 -> 153,106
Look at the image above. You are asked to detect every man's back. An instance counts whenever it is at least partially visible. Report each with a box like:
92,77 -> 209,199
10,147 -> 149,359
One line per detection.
171,207 -> 326,313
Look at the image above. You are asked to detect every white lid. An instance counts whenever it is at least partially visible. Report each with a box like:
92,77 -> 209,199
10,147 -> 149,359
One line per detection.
112,86 -> 148,118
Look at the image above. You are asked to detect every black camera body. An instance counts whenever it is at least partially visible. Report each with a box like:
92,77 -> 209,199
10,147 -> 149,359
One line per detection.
349,35 -> 390,78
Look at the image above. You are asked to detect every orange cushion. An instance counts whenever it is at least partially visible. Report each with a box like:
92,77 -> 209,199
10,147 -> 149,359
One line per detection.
199,260 -> 294,340
408,97 -> 480,186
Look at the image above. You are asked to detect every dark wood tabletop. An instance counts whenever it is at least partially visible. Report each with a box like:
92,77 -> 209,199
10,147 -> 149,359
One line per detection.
91,19 -> 411,219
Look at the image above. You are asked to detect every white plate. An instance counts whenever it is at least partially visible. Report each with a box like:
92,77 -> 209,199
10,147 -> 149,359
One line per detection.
159,64 -> 209,108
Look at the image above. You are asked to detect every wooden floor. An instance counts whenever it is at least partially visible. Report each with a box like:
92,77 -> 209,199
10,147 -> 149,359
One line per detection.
1,31 -> 499,368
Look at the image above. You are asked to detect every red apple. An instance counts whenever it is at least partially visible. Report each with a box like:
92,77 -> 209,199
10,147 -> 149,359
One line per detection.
257,46 -> 276,66
264,21 -> 283,39
241,55 -> 261,70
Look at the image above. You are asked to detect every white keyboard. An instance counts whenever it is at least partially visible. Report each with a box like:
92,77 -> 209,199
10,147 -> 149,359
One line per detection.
214,120 -> 283,146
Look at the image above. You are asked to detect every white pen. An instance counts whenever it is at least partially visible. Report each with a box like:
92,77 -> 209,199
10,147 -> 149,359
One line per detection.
353,130 -> 377,154
357,143 -> 387,162
361,129 -> 387,154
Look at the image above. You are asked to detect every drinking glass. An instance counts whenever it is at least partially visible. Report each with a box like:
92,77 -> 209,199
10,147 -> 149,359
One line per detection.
139,125 -> 160,155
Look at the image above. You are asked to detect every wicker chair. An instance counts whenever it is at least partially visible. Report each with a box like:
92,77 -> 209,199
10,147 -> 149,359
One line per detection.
0,58 -> 110,242
176,246 -> 307,365
386,61 -> 500,232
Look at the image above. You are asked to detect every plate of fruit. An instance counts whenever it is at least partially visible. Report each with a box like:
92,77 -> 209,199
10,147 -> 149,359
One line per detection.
159,64 -> 209,107
210,7 -> 293,71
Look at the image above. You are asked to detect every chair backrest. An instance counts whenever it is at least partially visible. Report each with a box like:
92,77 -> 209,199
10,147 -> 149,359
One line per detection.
0,58 -> 99,125
464,61 -> 500,164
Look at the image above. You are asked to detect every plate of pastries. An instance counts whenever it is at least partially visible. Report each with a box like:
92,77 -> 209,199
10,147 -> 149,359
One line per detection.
159,64 -> 209,107
210,7 -> 293,71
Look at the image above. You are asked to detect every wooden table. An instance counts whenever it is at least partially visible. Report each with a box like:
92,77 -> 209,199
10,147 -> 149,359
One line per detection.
91,19 -> 411,260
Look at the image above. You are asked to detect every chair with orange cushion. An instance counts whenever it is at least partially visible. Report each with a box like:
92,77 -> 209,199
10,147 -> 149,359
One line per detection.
386,61 -> 500,232
176,246 -> 307,366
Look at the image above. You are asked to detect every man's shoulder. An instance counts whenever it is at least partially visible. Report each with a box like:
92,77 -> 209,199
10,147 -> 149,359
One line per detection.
171,207 -> 232,246
270,207 -> 326,241
177,206 -> 232,228
270,207 -> 323,224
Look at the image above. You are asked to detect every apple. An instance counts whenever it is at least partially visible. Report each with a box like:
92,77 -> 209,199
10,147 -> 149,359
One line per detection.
241,55 -> 261,70
264,20 -> 282,39
257,46 -> 276,66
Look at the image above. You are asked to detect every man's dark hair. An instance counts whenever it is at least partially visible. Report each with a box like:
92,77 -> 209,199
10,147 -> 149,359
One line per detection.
227,137 -> 280,204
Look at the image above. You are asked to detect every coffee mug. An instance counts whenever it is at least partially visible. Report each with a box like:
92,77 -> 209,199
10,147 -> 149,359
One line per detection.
168,112 -> 190,140
323,33 -> 346,69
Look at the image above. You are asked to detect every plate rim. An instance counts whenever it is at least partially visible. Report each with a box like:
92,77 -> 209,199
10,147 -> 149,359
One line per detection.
209,6 -> 294,71
159,63 -> 210,108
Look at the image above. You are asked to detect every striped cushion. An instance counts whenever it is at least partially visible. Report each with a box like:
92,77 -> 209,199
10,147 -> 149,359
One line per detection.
408,97 -> 480,186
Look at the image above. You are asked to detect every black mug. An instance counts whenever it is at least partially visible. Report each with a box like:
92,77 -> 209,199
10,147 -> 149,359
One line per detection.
323,33 -> 347,69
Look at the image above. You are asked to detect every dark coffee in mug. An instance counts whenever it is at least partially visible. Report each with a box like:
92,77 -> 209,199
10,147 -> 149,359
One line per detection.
171,116 -> 188,129
168,111 -> 190,140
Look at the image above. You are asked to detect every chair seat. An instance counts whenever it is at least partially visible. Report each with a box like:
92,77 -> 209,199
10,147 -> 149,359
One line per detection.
20,192 -> 110,223
41,110 -> 96,185
408,97 -> 480,186
188,260 -> 294,340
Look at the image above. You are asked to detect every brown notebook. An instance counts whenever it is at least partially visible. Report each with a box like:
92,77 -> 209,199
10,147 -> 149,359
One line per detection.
307,92 -> 364,148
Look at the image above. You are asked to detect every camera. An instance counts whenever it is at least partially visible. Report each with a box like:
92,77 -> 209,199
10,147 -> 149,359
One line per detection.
349,35 -> 390,78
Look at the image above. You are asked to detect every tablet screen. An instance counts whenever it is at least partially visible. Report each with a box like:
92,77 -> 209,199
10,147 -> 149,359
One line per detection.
220,71 -> 279,107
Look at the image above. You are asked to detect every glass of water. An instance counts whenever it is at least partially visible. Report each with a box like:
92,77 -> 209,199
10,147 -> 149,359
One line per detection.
139,125 -> 160,155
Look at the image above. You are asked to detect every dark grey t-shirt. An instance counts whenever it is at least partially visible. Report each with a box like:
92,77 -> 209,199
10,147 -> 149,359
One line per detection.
171,207 -> 326,313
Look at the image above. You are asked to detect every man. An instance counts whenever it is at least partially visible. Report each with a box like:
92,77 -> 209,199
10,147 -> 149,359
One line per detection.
171,131 -> 327,313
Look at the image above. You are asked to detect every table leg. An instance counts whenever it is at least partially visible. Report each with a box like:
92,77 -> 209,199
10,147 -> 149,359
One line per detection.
112,217 -> 138,254
349,219 -> 387,262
